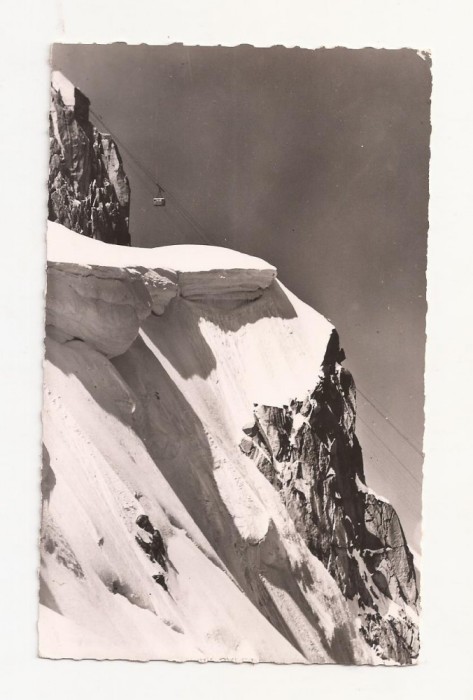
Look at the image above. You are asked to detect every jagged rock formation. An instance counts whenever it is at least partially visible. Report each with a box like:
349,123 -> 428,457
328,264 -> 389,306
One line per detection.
240,332 -> 419,664
49,72 -> 131,245
40,221 -> 419,664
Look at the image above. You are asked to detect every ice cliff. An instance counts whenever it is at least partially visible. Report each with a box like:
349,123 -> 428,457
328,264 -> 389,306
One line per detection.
40,220 -> 419,664
48,72 -> 131,245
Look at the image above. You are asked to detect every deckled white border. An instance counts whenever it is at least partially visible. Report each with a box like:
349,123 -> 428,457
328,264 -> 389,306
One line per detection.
1,0 -> 472,698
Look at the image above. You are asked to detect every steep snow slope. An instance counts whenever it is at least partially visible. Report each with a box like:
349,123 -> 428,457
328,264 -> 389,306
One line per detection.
40,222 -> 418,663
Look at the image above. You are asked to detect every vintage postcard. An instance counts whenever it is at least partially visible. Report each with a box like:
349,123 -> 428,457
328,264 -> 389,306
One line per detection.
40,44 -> 430,663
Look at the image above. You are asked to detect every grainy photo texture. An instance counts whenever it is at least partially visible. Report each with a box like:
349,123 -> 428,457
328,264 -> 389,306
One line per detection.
40,44 -> 430,664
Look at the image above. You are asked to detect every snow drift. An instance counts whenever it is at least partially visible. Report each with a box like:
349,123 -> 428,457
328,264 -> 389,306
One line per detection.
40,221 -> 419,664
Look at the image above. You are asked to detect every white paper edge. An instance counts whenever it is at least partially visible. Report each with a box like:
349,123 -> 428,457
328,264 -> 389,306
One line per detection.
1,1 -> 472,698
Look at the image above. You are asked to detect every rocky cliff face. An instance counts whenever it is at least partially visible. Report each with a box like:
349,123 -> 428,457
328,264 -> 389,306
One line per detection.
40,223 -> 419,664
48,72 -> 131,245
240,332 -> 419,664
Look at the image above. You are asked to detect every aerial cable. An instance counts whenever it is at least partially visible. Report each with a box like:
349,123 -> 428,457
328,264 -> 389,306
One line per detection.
160,203 -> 197,243
162,185 -> 210,239
155,185 -> 214,246
90,109 -> 155,183
357,414 -> 422,486
356,387 -> 423,457
116,154 -> 210,247
358,414 -> 422,486
90,108 -> 424,464
89,108 -> 215,247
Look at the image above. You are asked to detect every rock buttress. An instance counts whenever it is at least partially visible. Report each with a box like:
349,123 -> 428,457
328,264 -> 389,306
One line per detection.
240,330 -> 419,664
48,71 -> 131,245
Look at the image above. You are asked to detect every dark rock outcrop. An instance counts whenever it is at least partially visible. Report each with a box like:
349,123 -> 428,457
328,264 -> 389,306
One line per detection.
49,71 -> 131,245
240,331 -> 419,664
41,444 -> 56,504
135,514 -> 168,570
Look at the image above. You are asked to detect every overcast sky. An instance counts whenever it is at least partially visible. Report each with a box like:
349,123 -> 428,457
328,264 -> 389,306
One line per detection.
51,44 -> 430,553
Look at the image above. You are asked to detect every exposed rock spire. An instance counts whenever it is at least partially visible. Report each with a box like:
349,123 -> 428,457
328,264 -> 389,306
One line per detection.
240,330 -> 419,663
48,71 -> 131,245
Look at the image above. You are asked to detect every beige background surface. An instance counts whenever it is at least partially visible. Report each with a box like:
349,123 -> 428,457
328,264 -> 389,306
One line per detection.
1,0 -> 472,698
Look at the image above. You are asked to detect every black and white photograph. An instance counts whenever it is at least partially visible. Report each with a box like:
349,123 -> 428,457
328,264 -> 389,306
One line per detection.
40,43 -> 430,665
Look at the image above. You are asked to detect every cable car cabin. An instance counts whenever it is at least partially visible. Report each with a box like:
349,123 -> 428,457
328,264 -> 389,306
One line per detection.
153,197 -> 166,207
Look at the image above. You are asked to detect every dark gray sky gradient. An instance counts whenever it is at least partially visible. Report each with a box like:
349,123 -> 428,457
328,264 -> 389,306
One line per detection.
52,44 -> 430,552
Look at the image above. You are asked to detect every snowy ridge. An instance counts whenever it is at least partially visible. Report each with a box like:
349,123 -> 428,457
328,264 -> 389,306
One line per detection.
47,221 -> 276,302
40,222 -> 418,663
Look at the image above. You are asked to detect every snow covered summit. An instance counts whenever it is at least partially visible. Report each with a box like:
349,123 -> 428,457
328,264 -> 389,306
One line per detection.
41,221 -> 419,663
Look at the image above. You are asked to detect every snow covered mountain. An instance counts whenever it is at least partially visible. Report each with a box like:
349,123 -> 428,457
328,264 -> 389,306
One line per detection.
41,72 -> 419,663
40,221 -> 419,664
